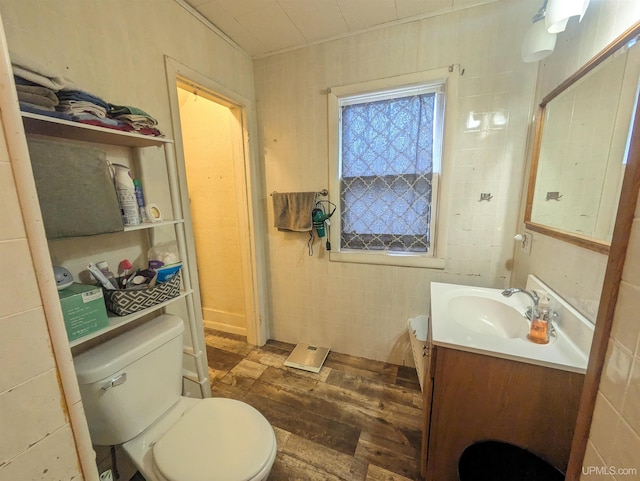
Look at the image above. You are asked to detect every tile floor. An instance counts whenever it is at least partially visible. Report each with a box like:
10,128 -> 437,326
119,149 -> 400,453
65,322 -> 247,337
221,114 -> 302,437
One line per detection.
204,328 -> 424,481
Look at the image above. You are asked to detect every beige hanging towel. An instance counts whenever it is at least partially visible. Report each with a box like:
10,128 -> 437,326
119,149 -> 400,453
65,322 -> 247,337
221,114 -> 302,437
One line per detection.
272,192 -> 317,232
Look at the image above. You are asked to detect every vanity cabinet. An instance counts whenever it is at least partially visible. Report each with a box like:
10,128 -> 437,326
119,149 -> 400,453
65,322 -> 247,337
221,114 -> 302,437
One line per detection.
420,343 -> 584,480
22,112 -> 210,397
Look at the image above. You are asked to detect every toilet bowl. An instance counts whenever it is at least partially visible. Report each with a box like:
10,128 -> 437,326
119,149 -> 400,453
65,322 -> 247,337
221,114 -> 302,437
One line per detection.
74,314 -> 276,481
124,397 -> 277,481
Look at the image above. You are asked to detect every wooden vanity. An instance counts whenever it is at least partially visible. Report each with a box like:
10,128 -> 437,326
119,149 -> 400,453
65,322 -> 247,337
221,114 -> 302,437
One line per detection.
420,279 -> 591,480
420,339 -> 584,480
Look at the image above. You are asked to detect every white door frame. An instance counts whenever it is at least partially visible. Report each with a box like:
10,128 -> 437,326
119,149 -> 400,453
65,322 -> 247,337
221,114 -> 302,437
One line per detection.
164,56 -> 269,346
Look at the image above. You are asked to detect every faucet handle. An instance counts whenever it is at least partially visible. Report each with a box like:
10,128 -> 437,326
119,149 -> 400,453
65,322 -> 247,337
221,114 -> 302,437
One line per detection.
531,290 -> 541,305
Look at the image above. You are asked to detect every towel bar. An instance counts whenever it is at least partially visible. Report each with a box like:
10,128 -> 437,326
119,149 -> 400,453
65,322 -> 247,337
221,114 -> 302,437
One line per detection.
270,189 -> 328,197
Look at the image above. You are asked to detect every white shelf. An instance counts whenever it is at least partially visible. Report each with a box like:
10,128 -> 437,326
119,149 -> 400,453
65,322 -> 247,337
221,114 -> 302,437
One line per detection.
69,290 -> 193,348
124,219 -> 184,232
21,111 -> 173,147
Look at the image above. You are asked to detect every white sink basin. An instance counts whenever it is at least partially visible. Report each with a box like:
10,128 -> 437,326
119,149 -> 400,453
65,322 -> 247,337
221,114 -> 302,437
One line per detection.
448,296 -> 528,339
430,278 -> 594,374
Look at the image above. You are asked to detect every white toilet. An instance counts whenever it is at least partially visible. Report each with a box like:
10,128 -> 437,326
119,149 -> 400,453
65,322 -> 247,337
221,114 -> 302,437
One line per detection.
74,314 -> 277,481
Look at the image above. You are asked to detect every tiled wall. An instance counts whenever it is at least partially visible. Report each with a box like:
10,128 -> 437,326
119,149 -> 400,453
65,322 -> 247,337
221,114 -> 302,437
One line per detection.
505,0 -> 640,475
513,0 -> 640,323
582,196 -> 640,479
0,116 -> 82,478
253,0 -> 538,364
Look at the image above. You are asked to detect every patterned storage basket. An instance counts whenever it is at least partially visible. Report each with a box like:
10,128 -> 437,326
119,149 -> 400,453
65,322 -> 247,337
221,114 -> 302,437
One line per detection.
103,273 -> 181,316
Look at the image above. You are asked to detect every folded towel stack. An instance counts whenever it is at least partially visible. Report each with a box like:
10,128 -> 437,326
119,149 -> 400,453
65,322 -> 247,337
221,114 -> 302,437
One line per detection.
57,90 -> 110,118
108,105 -> 162,137
14,77 -> 59,111
11,52 -> 163,137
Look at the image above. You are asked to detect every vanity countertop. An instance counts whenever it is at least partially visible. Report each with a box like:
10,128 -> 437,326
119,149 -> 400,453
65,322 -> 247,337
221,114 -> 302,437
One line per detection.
430,278 -> 594,374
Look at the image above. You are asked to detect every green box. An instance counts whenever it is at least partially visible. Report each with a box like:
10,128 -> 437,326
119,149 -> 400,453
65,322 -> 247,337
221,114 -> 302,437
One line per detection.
58,283 -> 109,341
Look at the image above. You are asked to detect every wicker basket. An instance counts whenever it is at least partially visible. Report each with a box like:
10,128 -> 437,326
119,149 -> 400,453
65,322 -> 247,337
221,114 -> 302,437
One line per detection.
103,273 -> 181,316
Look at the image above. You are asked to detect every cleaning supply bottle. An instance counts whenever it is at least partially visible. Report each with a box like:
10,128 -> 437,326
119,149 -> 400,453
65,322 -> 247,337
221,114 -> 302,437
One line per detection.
528,290 -> 552,344
133,178 -> 149,222
111,163 -> 141,226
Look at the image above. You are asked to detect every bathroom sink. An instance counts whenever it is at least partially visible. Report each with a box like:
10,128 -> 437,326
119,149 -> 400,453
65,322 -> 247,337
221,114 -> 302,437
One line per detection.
430,278 -> 594,374
448,296 -> 529,339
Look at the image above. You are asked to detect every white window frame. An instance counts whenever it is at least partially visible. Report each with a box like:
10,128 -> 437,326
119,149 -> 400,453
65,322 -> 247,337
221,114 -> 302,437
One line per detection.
328,67 -> 457,268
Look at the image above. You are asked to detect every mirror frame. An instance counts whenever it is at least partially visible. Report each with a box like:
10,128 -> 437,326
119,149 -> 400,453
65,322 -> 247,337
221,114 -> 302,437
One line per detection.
562,21 -> 640,479
524,21 -> 640,255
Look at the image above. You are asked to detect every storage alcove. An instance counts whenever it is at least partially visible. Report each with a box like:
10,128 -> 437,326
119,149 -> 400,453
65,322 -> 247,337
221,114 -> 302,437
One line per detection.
22,111 -> 210,398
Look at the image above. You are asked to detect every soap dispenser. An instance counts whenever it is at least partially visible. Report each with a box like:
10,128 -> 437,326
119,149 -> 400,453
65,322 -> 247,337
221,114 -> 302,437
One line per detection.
528,290 -> 552,344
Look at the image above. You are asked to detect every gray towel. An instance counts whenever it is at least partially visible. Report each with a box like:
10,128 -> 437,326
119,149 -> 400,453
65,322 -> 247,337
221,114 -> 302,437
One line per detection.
16,84 -> 59,109
272,192 -> 317,232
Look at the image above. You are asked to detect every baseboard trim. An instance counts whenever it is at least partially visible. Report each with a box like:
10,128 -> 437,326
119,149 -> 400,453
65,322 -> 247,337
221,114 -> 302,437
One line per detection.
203,320 -> 247,336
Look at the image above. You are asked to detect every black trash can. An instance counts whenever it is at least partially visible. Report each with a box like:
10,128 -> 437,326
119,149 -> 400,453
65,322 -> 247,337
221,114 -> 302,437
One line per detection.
458,441 -> 564,481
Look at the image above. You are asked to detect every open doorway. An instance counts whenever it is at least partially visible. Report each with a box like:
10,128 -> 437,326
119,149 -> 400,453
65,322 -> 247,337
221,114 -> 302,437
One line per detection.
176,81 -> 253,337
164,56 -> 268,347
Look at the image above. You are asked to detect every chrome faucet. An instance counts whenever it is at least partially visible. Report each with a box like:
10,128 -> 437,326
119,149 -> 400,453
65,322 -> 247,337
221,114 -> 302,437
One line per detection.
501,288 -> 539,320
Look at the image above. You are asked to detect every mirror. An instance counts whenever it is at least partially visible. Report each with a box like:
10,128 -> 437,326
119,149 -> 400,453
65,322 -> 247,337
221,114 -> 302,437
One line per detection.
525,24 -> 640,254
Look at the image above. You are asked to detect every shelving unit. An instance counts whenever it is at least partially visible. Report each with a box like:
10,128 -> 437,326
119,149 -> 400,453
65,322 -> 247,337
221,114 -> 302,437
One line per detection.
22,111 -> 210,397
68,290 -> 193,348
123,219 -> 184,232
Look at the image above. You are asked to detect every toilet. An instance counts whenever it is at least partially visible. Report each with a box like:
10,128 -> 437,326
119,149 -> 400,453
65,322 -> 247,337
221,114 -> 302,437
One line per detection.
74,314 -> 277,481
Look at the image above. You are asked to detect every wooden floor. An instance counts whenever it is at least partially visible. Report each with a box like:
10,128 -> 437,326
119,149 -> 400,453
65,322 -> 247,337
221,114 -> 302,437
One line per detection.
205,328 -> 424,481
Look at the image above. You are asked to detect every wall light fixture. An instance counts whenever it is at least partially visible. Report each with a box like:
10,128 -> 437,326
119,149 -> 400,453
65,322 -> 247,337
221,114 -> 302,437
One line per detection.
522,3 -> 557,63
545,0 -> 590,34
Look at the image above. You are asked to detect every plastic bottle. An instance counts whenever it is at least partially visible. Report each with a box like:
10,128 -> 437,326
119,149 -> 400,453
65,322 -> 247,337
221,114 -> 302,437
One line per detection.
92,261 -> 117,290
133,179 -> 149,222
112,163 -> 141,226
97,261 -> 116,283
528,291 -> 551,344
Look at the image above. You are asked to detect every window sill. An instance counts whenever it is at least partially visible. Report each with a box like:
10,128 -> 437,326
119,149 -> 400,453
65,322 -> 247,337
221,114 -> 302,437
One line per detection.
329,250 -> 446,269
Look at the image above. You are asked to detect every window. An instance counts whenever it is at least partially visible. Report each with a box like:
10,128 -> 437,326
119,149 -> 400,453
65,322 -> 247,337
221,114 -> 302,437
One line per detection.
328,70 -> 451,268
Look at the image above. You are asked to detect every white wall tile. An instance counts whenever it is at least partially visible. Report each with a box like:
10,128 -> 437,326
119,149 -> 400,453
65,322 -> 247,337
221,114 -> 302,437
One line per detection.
621,357 -> 640,436
0,308 -> 55,393
581,441 -> 614,481
0,370 -> 68,464
599,341 -> 632,417
609,417 -> 640,477
588,393 -> 620,466
622,219 -> 640,286
610,281 -> 640,355
0,424 -> 81,481
0,162 -> 26,241
0,239 -> 42,317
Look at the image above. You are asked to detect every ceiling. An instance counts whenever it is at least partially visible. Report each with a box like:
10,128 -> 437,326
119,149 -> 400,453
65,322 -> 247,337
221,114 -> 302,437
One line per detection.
181,0 -> 497,58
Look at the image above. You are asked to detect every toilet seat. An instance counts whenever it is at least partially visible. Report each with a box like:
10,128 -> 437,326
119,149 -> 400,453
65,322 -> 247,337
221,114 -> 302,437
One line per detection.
152,398 -> 276,481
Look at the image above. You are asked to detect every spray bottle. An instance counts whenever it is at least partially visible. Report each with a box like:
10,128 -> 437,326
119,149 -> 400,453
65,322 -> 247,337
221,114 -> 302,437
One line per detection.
111,163 -> 140,226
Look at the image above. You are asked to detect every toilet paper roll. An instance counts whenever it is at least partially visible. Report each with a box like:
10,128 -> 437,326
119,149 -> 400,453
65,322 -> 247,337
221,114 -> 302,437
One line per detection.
145,203 -> 163,223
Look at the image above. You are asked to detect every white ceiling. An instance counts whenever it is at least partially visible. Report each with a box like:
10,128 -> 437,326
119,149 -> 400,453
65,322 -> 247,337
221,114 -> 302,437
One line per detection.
181,0 -> 497,57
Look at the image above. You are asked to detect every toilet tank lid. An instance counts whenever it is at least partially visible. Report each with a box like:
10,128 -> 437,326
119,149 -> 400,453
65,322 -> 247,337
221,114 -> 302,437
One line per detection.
74,314 -> 185,384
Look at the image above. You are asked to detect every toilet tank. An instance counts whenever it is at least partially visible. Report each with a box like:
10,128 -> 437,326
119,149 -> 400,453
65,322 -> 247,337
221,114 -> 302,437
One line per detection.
74,314 -> 185,445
